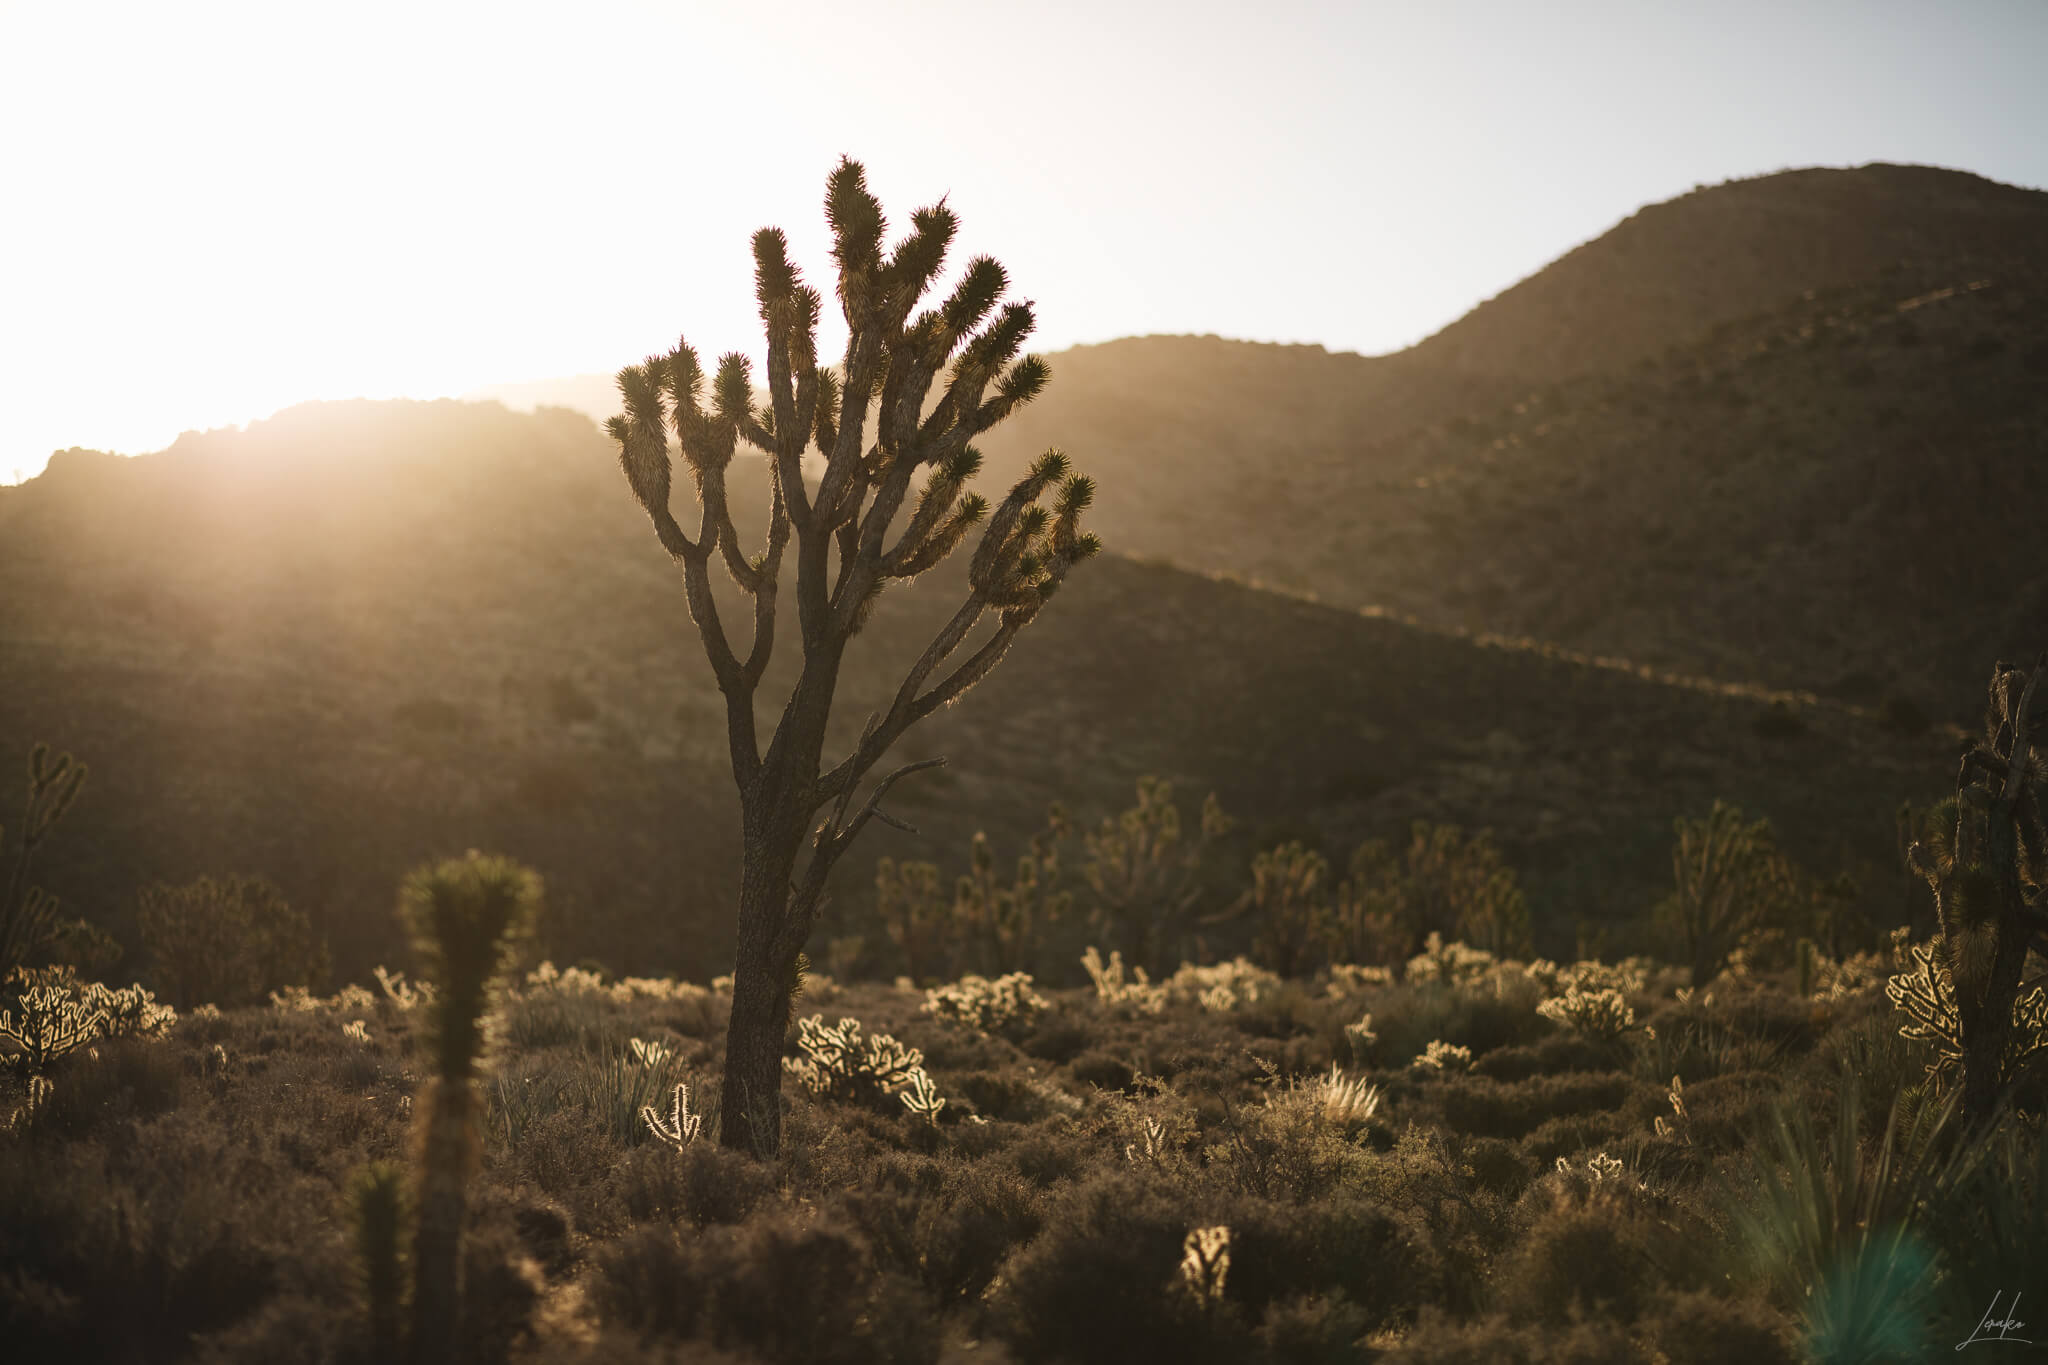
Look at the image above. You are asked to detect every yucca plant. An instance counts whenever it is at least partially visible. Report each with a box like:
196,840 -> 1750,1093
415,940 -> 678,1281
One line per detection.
1721,1075 -> 1967,1362
608,158 -> 1099,1155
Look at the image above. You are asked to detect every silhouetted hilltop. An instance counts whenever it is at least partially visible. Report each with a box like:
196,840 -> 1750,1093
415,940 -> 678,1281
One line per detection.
1,399 -> 1953,987
1409,162 -> 2048,382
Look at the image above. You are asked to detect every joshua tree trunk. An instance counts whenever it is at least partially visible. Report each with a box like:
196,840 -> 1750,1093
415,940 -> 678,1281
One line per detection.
1906,654 -> 2048,1129
610,160 -> 1100,1157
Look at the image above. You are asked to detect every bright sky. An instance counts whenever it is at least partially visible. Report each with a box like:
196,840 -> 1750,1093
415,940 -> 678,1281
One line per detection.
3,0 -> 2043,482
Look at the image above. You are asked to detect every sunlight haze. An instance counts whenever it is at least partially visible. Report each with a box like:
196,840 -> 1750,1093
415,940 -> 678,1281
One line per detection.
2,0 -> 2042,480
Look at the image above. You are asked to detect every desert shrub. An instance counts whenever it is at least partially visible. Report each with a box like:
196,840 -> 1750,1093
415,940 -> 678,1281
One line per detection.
138,875 -> 327,1009
1017,1004 -> 1094,1063
613,1139 -> 777,1228
1459,1135 -> 1534,1198
989,1169 -> 1250,1364
1473,1033 -> 1627,1081
1521,1112 -> 1632,1164
591,1213 -> 939,1365
1253,1292 -> 1373,1365
1069,1047 -> 1137,1092
1496,1186 -> 1677,1326
0,1133 -> 285,1359
905,1161 -> 1046,1304
1435,1072 -> 1635,1140
1002,1120 -> 1094,1187
1224,1192 -> 1439,1330
515,1106 -> 622,1198
1648,1291 -> 1801,1365
22,1034 -> 184,1140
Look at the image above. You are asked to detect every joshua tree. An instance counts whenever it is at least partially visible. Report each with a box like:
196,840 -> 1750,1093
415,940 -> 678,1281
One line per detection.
609,159 -> 1099,1155
1894,654 -> 2048,1126
398,852 -> 539,1363
1,744 -> 88,988
1664,800 -> 1796,987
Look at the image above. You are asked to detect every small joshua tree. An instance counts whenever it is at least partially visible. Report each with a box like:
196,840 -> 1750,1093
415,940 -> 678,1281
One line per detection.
1231,840 -> 1328,979
1,744 -> 89,987
609,159 -> 1098,1155
1663,800 -> 1797,987
1893,654 -> 2048,1126
1084,777 -> 1231,977
397,852 -> 539,1365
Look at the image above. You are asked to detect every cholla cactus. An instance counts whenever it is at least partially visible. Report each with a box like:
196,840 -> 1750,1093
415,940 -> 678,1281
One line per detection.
0,984 -> 108,1077
641,1082 -> 704,1149
1404,933 -> 1497,987
1079,946 -> 1168,1015
1886,937 -> 2048,1087
1343,1013 -> 1378,1065
270,985 -> 321,1013
783,1014 -> 941,1115
1325,963 -> 1394,995
374,965 -> 433,1011
922,971 -> 1048,1038
1124,1114 -> 1169,1164
1558,1152 -> 1629,1183
898,1069 -> 946,1125
84,982 -> 177,1040
343,1019 -> 372,1046
1556,958 -> 1649,997
1537,986 -> 1649,1040
1655,1074 -> 1691,1144
1180,1225 -> 1232,1304
628,1036 -> 674,1068
1170,957 -> 1281,1012
334,984 -> 378,1012
1413,1039 -> 1473,1072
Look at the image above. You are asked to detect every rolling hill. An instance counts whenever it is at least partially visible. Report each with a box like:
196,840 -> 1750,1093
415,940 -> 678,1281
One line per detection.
0,398 -> 1958,988
476,164 -> 2048,716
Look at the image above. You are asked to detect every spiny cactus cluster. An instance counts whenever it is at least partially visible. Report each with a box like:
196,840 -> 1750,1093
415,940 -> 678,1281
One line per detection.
0,973 -> 176,1080
920,971 -> 1048,1039
1537,985 -> 1650,1040
1079,946 -> 1168,1015
1413,1040 -> 1474,1072
1179,1225 -> 1233,1304
783,1014 -> 946,1122
641,1081 -> 705,1149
